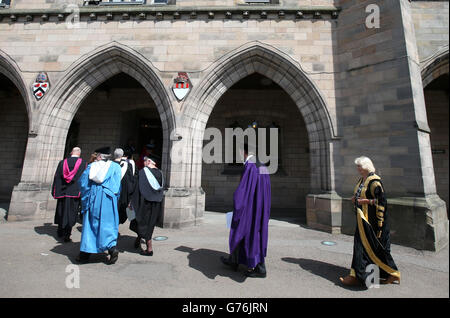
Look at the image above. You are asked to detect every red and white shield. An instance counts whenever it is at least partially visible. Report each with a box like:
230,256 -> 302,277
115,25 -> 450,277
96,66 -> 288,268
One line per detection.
32,72 -> 50,100
172,72 -> 191,101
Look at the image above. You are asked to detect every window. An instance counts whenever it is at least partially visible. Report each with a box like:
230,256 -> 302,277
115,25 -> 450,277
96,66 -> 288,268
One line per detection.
0,0 -> 11,8
84,0 -> 146,5
83,0 -> 173,5
244,0 -> 279,3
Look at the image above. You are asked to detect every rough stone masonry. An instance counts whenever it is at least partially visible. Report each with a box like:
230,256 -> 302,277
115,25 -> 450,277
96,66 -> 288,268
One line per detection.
0,0 -> 448,251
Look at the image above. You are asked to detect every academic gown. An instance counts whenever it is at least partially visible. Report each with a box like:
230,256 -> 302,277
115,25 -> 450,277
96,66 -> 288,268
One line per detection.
229,156 -> 271,269
118,159 -> 136,224
51,156 -> 87,231
79,160 -> 122,254
350,173 -> 400,282
130,167 -> 164,241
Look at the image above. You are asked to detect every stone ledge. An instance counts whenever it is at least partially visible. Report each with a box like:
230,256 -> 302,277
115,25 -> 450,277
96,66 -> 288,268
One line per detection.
341,194 -> 449,252
0,5 -> 341,23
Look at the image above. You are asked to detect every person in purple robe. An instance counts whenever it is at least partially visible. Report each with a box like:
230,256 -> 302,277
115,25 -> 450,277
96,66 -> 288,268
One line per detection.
221,143 -> 271,278
51,147 -> 87,242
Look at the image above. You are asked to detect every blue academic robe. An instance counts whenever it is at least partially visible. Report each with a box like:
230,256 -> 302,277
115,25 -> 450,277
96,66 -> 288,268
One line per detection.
79,162 -> 122,254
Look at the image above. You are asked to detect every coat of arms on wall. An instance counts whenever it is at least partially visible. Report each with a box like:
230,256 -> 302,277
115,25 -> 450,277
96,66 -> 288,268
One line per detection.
32,72 -> 50,100
172,72 -> 192,101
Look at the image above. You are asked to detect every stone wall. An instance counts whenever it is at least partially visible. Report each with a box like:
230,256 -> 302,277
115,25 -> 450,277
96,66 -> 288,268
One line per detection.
411,0 -> 449,63
333,0 -> 448,250
202,88 -> 310,219
1,0 -> 448,250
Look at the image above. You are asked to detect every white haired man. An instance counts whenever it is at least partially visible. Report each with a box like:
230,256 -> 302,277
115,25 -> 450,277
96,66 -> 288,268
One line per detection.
340,156 -> 400,287
51,147 -> 87,242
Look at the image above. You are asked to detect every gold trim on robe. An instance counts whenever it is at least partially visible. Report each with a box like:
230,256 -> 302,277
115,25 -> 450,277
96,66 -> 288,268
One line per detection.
356,207 -> 401,279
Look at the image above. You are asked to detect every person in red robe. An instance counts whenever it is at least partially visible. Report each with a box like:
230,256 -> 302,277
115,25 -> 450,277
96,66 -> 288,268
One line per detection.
51,147 -> 87,242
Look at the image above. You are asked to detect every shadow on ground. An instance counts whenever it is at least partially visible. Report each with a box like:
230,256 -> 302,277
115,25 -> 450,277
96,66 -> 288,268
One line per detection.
175,246 -> 247,283
34,223 -> 61,241
34,223 -> 112,265
50,241 -> 109,265
117,234 -> 141,254
282,257 -> 367,291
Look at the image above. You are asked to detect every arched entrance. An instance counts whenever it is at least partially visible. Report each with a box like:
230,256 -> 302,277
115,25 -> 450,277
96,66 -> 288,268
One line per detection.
202,73 -> 310,222
422,52 -> 449,213
65,73 -> 164,165
0,51 -> 31,214
0,73 -> 29,210
179,43 -> 338,229
7,43 -> 174,221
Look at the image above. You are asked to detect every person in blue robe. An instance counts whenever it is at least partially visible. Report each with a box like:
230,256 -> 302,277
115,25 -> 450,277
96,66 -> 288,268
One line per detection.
76,147 -> 122,265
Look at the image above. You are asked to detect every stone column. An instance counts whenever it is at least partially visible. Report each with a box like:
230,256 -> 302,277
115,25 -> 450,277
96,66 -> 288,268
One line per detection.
161,120 -> 205,228
334,0 -> 448,251
8,133 -> 55,221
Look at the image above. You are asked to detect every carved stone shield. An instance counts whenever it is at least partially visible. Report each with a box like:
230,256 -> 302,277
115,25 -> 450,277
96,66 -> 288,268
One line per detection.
32,72 -> 50,100
172,72 -> 191,101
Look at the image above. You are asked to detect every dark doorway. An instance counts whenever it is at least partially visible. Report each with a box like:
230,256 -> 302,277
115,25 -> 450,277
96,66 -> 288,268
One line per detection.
0,74 -> 28,208
65,73 -> 163,167
425,73 -> 449,214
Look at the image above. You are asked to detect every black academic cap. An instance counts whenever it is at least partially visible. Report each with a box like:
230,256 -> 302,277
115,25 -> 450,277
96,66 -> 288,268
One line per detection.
94,146 -> 111,155
148,154 -> 161,166
123,148 -> 133,158
145,143 -> 156,149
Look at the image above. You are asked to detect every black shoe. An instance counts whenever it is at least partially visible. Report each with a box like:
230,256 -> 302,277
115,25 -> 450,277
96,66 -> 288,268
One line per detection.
134,237 -> 141,249
244,268 -> 267,278
140,250 -> 153,256
63,236 -> 72,243
57,229 -> 63,238
76,252 -> 90,264
108,247 -> 119,265
221,256 -> 239,272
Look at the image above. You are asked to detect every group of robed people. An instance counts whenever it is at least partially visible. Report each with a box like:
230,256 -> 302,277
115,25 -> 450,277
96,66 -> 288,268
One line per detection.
52,142 -> 400,285
51,144 -> 164,265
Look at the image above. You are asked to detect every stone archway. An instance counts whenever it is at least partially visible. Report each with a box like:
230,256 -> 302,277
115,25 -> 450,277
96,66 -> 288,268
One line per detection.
0,51 -> 31,212
0,50 -> 32,124
8,42 -> 175,221
176,42 -> 339,230
422,50 -> 449,213
422,50 -> 449,89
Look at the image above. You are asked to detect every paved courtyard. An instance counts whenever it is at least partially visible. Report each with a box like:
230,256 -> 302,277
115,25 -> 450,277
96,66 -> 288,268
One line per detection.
0,212 -> 448,298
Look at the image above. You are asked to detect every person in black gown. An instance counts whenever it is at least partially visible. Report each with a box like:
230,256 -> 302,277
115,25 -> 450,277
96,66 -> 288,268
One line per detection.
130,155 -> 164,256
116,148 -> 137,225
340,156 -> 400,287
51,147 -> 87,242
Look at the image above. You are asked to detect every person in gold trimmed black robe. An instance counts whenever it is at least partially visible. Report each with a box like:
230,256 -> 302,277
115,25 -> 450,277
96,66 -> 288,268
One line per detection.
340,156 -> 400,287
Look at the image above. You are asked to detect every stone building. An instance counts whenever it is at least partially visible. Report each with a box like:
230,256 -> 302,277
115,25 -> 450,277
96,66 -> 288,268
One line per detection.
0,0 -> 448,251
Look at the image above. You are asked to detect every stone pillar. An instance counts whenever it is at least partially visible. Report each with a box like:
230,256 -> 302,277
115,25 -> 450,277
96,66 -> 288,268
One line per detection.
306,192 -> 342,234
160,124 -> 205,228
8,134 -> 55,221
334,0 -> 448,251
162,187 -> 205,228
